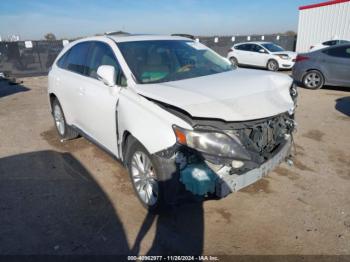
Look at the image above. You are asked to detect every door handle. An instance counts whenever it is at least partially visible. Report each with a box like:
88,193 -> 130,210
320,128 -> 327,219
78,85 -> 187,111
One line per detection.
55,77 -> 60,87
79,87 -> 85,95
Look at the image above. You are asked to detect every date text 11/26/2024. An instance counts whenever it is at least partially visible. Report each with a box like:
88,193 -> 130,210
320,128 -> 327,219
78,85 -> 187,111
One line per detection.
127,255 -> 220,261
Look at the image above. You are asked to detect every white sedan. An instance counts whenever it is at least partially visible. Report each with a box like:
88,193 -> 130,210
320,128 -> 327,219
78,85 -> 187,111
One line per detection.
227,42 -> 297,71
309,39 -> 350,51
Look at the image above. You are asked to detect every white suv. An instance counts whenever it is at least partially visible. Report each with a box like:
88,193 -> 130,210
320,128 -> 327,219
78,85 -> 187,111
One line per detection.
227,42 -> 297,71
48,35 -> 297,210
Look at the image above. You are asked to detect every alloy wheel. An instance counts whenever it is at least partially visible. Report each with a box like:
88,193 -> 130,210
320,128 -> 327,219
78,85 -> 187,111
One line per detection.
267,60 -> 278,71
304,72 -> 321,88
130,151 -> 158,206
53,104 -> 65,136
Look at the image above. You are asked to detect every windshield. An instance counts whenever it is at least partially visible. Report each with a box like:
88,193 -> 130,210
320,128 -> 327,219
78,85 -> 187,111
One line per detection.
117,40 -> 233,84
261,43 -> 285,52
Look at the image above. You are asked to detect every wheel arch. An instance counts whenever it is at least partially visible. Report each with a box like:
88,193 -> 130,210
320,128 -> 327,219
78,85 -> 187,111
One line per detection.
121,130 -> 132,162
48,93 -> 74,125
49,93 -> 57,111
267,58 -> 278,65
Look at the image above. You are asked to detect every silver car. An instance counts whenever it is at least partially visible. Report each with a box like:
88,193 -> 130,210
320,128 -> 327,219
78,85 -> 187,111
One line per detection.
293,44 -> 350,89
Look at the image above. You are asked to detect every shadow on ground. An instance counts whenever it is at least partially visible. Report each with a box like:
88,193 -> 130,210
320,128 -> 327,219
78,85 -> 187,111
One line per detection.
0,79 -> 30,98
335,96 -> 350,117
0,151 -> 204,256
323,85 -> 350,92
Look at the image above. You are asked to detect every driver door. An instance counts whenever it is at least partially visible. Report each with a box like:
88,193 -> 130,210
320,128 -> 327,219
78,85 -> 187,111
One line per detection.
77,41 -> 125,155
249,44 -> 269,67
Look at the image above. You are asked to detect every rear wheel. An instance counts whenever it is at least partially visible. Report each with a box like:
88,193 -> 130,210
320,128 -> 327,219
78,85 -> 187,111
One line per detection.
267,59 -> 279,71
52,99 -> 79,140
302,70 -> 324,89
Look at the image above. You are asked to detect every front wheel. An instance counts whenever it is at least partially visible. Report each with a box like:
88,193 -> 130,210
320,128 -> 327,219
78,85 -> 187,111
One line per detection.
267,59 -> 279,71
302,70 -> 324,89
125,137 -> 164,211
229,57 -> 238,67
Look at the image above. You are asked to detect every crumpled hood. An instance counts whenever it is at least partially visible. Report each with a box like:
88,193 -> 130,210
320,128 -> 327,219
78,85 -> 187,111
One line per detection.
134,69 -> 295,121
271,51 -> 297,58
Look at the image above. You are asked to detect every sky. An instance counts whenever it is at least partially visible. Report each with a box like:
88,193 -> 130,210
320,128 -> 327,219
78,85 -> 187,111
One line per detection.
0,0 -> 322,40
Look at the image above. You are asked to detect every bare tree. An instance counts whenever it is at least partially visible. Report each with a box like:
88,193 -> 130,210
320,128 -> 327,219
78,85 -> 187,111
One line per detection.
44,33 -> 57,41
284,31 -> 297,36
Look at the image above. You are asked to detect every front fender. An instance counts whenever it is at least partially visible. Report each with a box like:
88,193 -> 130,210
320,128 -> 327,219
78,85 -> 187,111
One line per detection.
117,88 -> 192,158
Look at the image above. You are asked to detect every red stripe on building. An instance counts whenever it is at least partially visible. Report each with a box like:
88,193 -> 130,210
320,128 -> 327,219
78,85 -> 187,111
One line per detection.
299,0 -> 350,10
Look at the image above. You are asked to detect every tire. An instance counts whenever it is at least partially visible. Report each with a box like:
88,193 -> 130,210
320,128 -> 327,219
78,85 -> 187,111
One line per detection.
302,70 -> 324,90
267,59 -> 279,71
229,57 -> 238,67
51,99 -> 79,140
124,137 -> 165,211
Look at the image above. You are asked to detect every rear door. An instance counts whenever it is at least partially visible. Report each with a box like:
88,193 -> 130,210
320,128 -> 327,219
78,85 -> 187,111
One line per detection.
234,44 -> 252,65
54,42 -> 91,126
322,45 -> 350,86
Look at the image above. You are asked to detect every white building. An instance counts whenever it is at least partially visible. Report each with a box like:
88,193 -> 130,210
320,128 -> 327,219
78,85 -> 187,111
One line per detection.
296,0 -> 350,52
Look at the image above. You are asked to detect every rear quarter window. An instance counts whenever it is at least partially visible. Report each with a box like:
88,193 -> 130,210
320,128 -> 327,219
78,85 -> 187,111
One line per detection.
56,50 -> 70,69
323,46 -> 350,58
63,42 -> 91,75
235,44 -> 248,51
322,40 -> 337,46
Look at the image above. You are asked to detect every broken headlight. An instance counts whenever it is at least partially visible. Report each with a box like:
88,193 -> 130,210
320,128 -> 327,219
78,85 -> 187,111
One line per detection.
173,126 -> 251,161
276,54 -> 290,60
290,83 -> 298,104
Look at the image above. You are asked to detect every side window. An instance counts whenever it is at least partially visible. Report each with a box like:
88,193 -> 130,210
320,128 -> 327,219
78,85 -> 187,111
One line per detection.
244,44 -> 254,52
235,44 -> 246,51
251,44 -> 262,53
86,42 -> 126,86
56,50 -> 70,69
65,42 -> 90,75
323,40 -> 336,46
323,46 -> 350,58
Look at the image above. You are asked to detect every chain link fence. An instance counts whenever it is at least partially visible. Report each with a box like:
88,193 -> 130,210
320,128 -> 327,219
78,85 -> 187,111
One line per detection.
0,34 -> 296,77
0,40 -> 65,77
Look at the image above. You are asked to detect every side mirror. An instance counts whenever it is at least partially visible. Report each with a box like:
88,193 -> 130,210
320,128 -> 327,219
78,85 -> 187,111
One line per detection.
97,65 -> 116,87
259,49 -> 266,53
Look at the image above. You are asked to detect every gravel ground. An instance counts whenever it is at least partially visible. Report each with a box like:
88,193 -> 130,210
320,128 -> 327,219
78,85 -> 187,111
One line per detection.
0,73 -> 349,256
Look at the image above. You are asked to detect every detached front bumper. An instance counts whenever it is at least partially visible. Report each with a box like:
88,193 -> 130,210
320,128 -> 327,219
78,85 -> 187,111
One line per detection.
155,113 -> 295,202
215,138 -> 292,197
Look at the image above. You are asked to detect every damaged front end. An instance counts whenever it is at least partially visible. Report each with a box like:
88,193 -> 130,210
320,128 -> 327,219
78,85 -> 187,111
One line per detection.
155,111 -> 296,199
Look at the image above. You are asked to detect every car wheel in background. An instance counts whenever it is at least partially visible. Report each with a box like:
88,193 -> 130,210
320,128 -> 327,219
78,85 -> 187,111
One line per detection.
125,136 -> 164,211
267,59 -> 279,71
52,99 -> 79,140
229,57 -> 238,67
302,70 -> 325,89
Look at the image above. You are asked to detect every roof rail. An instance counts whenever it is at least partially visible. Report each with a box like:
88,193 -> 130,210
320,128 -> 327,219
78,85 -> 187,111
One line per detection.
171,34 -> 195,40
105,31 -> 131,36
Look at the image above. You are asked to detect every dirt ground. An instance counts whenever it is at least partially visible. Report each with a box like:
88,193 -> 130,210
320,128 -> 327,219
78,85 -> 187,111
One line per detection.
0,73 -> 349,256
